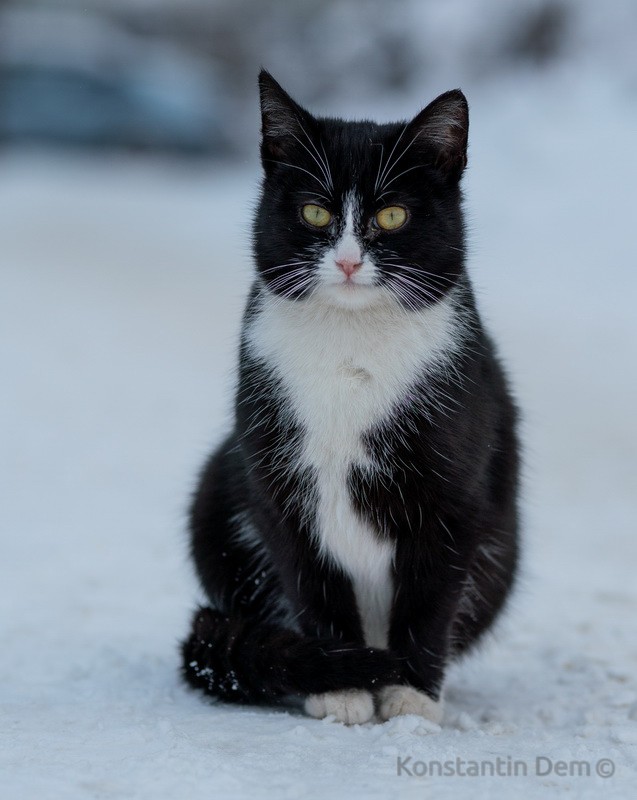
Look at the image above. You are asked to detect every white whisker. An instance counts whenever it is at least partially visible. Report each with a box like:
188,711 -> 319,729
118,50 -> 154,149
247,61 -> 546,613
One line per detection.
377,131 -> 422,194
386,277 -> 419,313
297,191 -> 332,204
277,274 -> 315,300
373,143 -> 385,195
390,272 -> 440,306
297,117 -> 333,191
261,260 -> 313,275
288,128 -> 332,194
375,122 -> 409,193
267,267 -> 312,292
380,163 -> 426,192
263,159 -> 329,193
379,261 -> 453,289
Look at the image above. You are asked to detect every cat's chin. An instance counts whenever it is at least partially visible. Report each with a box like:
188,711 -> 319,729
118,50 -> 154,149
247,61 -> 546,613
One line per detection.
316,282 -> 387,310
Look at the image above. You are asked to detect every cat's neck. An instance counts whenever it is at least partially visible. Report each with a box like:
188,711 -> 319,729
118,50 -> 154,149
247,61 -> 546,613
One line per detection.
246,282 -> 470,416
250,280 -> 470,370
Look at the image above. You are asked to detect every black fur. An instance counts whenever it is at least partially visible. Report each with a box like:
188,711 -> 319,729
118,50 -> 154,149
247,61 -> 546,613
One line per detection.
181,71 -> 520,711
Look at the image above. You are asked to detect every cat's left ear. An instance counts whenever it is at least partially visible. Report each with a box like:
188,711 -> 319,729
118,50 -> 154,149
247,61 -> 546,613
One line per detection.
408,90 -> 469,180
258,70 -> 314,163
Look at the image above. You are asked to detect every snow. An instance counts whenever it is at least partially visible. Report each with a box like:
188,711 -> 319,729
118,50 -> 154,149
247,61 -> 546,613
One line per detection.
2,66 -> 636,800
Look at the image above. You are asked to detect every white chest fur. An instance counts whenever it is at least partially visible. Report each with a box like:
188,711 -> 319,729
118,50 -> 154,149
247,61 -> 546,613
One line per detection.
246,288 -> 461,648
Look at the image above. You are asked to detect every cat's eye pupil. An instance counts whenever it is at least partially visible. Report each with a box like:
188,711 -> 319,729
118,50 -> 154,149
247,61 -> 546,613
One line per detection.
376,206 -> 407,231
302,204 -> 332,228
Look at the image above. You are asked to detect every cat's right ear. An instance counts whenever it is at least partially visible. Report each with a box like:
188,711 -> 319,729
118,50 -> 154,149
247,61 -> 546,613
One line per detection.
258,70 -> 312,163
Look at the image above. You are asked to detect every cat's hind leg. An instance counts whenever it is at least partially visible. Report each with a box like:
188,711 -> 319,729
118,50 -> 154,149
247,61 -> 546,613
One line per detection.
182,606 -> 399,706
183,436 -> 400,712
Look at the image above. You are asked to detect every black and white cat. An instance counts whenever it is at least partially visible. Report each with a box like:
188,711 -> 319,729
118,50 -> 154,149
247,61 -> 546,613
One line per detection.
181,71 -> 520,724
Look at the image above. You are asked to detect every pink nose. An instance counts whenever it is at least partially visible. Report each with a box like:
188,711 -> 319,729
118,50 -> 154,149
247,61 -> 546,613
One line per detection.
336,258 -> 362,278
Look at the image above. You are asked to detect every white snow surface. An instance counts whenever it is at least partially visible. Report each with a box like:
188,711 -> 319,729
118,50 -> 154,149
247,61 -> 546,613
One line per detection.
2,74 -> 636,798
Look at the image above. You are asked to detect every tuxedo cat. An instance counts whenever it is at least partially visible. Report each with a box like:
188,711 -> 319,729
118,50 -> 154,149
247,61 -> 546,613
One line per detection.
181,71 -> 520,724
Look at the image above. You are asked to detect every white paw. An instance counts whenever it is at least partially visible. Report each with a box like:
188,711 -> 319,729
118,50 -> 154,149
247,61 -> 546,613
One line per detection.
304,689 -> 375,725
377,685 -> 444,723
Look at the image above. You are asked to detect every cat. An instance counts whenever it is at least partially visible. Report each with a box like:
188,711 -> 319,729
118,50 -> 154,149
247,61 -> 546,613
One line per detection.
181,70 -> 520,725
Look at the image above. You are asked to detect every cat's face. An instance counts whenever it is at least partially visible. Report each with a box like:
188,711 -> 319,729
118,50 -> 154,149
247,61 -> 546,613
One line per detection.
254,71 -> 469,311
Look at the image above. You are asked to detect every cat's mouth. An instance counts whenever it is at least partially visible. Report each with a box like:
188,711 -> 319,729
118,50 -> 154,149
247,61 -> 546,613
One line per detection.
319,278 -> 385,309
331,265 -> 376,291
339,277 -> 361,289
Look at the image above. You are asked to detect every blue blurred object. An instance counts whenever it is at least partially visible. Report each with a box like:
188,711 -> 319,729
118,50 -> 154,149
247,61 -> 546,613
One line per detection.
0,5 -> 229,154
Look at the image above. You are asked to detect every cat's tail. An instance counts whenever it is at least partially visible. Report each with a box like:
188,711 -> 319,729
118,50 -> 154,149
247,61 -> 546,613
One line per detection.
181,606 -> 400,703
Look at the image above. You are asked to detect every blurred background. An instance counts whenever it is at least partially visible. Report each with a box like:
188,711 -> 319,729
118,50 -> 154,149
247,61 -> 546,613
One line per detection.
1,0 -> 637,154
2,1 -> 636,794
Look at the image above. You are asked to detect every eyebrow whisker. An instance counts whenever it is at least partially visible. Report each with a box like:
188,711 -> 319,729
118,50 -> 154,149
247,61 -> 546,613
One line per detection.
375,122 -> 409,193
380,163 -> 427,192
288,126 -> 333,194
377,130 -> 421,195
263,159 -> 329,193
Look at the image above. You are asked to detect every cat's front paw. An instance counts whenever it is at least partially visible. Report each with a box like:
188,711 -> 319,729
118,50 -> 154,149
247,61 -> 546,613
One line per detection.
377,685 -> 444,723
304,689 -> 375,725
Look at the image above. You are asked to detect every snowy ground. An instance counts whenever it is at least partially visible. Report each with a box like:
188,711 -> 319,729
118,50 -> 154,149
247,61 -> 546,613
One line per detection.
2,74 -> 636,798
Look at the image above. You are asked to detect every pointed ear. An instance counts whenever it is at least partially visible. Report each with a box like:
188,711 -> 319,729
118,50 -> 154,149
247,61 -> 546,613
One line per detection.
258,70 -> 312,161
409,89 -> 469,179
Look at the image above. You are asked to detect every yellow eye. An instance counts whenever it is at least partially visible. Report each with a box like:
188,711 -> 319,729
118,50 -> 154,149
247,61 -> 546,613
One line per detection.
301,204 -> 332,227
376,206 -> 407,231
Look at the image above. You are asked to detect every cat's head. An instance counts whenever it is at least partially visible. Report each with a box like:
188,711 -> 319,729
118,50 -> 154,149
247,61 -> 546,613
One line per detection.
253,70 -> 468,311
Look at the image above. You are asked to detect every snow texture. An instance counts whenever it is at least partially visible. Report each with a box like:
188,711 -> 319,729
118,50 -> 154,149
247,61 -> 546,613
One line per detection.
1,67 -> 636,800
